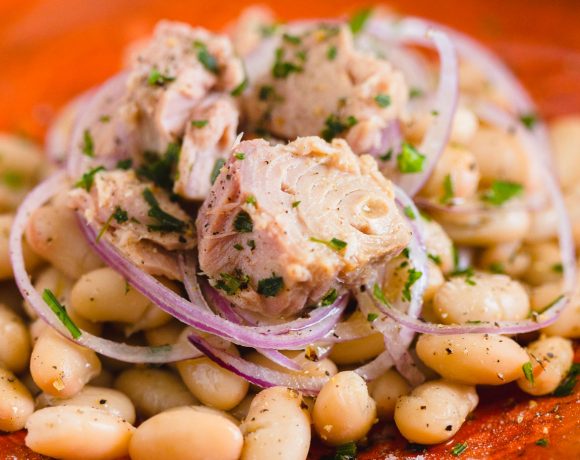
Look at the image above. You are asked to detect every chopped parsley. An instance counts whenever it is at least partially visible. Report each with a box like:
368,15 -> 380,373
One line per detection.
2,172 -> 24,189
143,188 -> 187,233
402,268 -> 422,301
397,142 -> 426,174
233,210 -> 253,233
482,180 -> 523,206
231,77 -> 248,97
194,41 -> 219,74
403,206 -> 416,220
379,149 -> 393,162
320,288 -> 338,307
321,114 -> 358,142
440,174 -> 454,205
191,120 -> 209,128
333,441 -> 357,460
259,85 -> 274,101
535,294 -> 565,316
327,45 -> 338,61
99,114 -> 111,123
257,274 -> 284,297
272,48 -> 303,79
551,262 -> 564,274
519,112 -> 538,130
215,270 -> 250,296
451,442 -> 468,456
373,283 -> 390,306
553,363 -> 580,397
210,158 -> 226,185
42,289 -> 81,339
97,206 -> 129,241
292,201 -> 301,208
428,253 -> 442,265
522,361 -> 534,386
409,87 -> 424,99
367,313 -> 378,322
259,23 -> 279,38
374,93 -> 391,108
116,159 -> 133,170
233,243 -> 243,251
75,166 -> 105,191
137,142 -> 180,192
535,438 -> 548,447
234,152 -> 246,160
147,69 -> 176,86
451,266 -> 476,285
245,195 -> 257,206
81,129 -> 94,157
282,33 -> 302,45
348,8 -> 373,34
489,262 -> 505,274
247,239 -> 256,250
310,237 -> 347,252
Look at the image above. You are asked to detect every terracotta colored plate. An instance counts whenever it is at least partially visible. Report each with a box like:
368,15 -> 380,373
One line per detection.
1,0 -> 579,458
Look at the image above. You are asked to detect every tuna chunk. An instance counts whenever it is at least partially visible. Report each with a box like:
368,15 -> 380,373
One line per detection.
196,136 -> 411,317
70,170 -> 195,280
243,25 -> 408,155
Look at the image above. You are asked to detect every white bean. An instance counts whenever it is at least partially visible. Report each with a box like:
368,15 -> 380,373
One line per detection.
531,278 -> 580,338
478,242 -> 530,278
423,218 -> 455,274
330,311 -> 384,365
433,273 -> 529,324
0,303 -> 31,373
25,202 -> 102,279
30,328 -> 101,397
0,214 -> 42,280
242,387 -> 311,460
0,366 -> 34,432
416,333 -> 529,385
246,350 -> 337,379
114,367 -> 197,418
26,405 -> 134,460
424,260 -> 445,303
130,406 -> 242,460
394,379 -> 478,444
312,371 -> 376,445
518,336 -> 574,396
521,241 -> 562,286
36,385 -> 136,424
564,183 -> 580,247
368,369 -> 410,420
145,320 -> 186,347
549,115 -> 580,191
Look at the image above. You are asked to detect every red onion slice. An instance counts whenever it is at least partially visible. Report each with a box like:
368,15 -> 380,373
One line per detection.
9,172 -> 201,363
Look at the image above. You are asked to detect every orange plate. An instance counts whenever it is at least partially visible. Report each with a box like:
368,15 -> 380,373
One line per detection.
1,0 -> 580,459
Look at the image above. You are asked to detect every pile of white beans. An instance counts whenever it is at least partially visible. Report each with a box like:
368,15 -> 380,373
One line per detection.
0,111 -> 578,459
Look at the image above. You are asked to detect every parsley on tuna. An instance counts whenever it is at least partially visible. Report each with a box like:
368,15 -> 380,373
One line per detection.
257,274 -> 284,297
143,188 -> 187,233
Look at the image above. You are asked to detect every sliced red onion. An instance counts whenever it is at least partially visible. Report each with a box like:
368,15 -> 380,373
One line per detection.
366,18 -> 459,197
354,349 -> 394,381
9,172 -> 201,363
81,220 -> 348,350
188,332 -> 329,395
367,120 -> 403,164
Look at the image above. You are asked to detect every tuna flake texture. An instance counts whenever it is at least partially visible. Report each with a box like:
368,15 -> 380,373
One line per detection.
197,136 -> 411,317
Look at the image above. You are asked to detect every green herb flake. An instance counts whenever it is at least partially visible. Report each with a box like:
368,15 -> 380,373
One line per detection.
482,180 -> 523,206
191,120 -> 209,128
75,166 -> 105,192
233,243 -> 243,251
2,171 -> 24,189
397,142 -> 426,174
409,87 -> 424,99
42,289 -> 81,339
233,210 -> 253,233
143,188 -> 187,233
292,201 -> 301,208
334,441 -> 357,460
373,283 -> 390,306
374,93 -> 391,108
402,268 -> 422,302
403,206 -> 416,220
348,8 -> 373,34
137,142 -> 181,192
99,115 -> 111,123
210,158 -> 226,185
327,45 -> 338,61
245,195 -> 257,206
231,77 -> 248,97
320,288 -> 338,307
259,23 -> 279,38
367,313 -> 378,322
234,152 -> 246,160
247,239 -> 256,250
257,274 -> 284,297
451,442 -> 468,457
272,47 -> 303,79
522,361 -> 534,386
519,112 -> 538,130
321,114 -> 358,142
112,206 -> 128,224
258,85 -> 274,101
147,68 -> 176,86
194,41 -> 219,74
379,149 -> 393,162
310,236 -> 347,252
215,270 -> 250,296
440,174 -> 454,205
428,253 -> 442,265
553,363 -> 580,397
81,129 -> 95,157
489,262 -> 505,274
282,33 -> 302,45
535,438 -> 548,447
551,263 -> 564,274
116,159 -> 133,170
